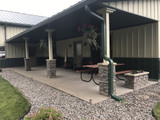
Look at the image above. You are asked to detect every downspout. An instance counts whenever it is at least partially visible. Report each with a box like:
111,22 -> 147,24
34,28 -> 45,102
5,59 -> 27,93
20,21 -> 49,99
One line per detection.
85,5 -> 122,101
3,24 -> 7,58
4,24 -> 7,41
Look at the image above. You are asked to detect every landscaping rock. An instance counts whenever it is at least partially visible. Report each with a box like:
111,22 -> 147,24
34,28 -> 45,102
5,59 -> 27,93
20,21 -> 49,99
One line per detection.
1,69 -> 159,120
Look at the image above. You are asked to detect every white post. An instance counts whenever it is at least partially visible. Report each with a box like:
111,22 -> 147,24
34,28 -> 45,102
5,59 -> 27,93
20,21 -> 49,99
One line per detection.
64,48 -> 68,63
24,37 -> 29,59
105,11 -> 111,58
45,29 -> 55,60
97,8 -> 115,65
23,37 -> 31,71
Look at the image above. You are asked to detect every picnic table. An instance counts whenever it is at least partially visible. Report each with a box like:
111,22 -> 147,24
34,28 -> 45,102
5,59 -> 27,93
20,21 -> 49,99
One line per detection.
76,63 -> 132,85
82,63 -> 125,68
76,65 -> 99,85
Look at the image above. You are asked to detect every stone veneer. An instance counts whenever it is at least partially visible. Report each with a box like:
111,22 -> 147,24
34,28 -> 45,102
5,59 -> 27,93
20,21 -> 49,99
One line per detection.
24,58 -> 31,71
46,59 -> 56,78
124,72 -> 149,90
98,64 -> 116,96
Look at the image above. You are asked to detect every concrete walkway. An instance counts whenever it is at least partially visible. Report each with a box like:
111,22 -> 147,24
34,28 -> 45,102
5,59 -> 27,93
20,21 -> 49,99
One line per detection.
8,66 -> 157,104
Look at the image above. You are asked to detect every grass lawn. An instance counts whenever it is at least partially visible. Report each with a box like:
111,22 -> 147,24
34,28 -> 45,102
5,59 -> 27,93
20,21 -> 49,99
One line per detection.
153,102 -> 160,120
0,75 -> 30,120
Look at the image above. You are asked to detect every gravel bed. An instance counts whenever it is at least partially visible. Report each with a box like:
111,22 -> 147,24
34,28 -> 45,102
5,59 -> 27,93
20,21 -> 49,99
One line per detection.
1,69 -> 160,120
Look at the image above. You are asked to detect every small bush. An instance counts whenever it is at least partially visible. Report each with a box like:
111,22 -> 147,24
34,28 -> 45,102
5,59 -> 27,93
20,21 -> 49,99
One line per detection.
153,102 -> 160,120
24,106 -> 62,120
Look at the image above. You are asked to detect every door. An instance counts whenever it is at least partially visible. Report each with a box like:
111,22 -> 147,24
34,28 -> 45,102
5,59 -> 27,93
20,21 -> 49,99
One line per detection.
29,46 -> 37,66
74,42 -> 82,68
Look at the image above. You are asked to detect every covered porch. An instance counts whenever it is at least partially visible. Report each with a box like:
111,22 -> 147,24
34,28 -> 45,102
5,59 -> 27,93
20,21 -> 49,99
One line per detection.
5,3 -> 158,78
4,1 -> 159,99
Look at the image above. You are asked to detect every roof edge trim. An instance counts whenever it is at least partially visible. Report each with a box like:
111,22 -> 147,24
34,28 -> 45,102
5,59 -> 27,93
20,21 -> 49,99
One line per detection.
6,0 -> 98,43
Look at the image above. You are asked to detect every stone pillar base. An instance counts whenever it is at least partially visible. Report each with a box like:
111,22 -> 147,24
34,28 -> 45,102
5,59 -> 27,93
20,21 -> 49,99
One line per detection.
46,59 -> 56,78
99,82 -> 116,96
98,64 -> 116,96
24,58 -> 31,71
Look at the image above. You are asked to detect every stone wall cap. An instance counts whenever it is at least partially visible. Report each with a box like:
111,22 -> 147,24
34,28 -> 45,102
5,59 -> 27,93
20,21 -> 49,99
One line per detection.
124,71 -> 149,77
46,59 -> 56,62
97,62 -> 116,66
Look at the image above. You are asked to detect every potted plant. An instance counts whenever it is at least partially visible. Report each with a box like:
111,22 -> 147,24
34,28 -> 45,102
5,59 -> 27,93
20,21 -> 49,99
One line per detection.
78,24 -> 99,50
39,39 -> 47,50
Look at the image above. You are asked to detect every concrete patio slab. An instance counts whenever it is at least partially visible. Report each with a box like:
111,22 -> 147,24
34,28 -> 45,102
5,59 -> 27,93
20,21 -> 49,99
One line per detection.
7,66 -> 158,104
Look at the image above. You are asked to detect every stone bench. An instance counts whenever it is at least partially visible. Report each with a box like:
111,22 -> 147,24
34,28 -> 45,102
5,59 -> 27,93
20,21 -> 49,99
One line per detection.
124,71 -> 149,90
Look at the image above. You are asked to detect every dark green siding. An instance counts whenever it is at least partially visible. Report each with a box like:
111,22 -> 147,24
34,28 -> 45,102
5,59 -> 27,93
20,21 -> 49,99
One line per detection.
0,58 -> 24,68
113,58 -> 160,80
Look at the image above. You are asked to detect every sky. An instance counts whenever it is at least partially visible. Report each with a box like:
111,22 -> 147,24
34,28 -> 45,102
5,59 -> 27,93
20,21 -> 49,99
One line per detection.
0,0 -> 82,17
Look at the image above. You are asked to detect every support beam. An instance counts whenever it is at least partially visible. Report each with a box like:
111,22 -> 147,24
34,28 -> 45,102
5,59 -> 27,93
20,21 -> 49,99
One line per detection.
97,8 -> 115,65
45,29 -> 55,60
23,37 -> 31,71
64,48 -> 68,63
24,37 -> 29,59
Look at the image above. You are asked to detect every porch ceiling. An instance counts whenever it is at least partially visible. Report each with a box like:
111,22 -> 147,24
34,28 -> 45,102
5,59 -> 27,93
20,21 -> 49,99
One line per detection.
110,10 -> 157,30
6,3 -> 157,44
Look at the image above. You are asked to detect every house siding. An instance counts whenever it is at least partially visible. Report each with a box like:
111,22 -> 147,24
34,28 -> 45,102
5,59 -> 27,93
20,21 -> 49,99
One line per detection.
0,25 -> 28,47
112,22 -> 158,58
108,0 -> 159,20
6,43 -> 49,58
6,26 -> 27,40
111,22 -> 159,80
56,36 -> 91,58
5,43 -> 25,58
0,26 -> 5,46
107,0 -> 160,58
107,0 -> 160,79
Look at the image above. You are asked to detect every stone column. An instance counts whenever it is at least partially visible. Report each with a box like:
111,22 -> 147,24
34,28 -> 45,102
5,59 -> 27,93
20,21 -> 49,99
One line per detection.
97,8 -> 115,64
98,64 -> 116,96
46,59 -> 56,78
96,8 -> 116,96
45,29 -> 56,78
24,38 -> 31,71
24,58 -> 31,71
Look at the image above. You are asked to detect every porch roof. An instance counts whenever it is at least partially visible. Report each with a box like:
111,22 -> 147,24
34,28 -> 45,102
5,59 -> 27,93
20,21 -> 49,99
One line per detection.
6,0 -> 157,43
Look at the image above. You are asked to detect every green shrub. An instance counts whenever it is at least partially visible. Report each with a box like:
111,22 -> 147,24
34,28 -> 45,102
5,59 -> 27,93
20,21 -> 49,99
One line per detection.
153,102 -> 160,120
24,106 -> 62,120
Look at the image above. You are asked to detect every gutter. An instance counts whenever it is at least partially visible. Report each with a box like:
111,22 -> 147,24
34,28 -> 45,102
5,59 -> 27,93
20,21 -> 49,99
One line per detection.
85,5 -> 122,101
0,21 -> 32,27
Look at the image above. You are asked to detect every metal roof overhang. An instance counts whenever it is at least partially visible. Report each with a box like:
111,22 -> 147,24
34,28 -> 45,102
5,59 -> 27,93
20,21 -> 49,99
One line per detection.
0,21 -> 32,27
6,0 -> 157,43
6,0 -> 99,43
